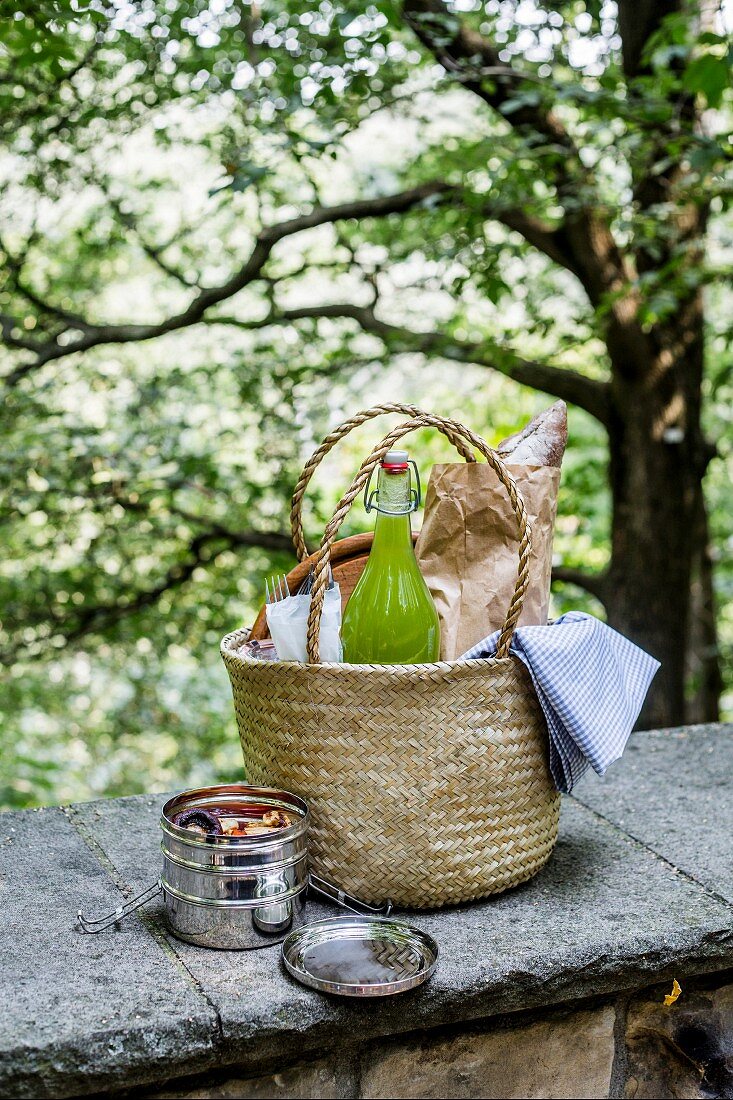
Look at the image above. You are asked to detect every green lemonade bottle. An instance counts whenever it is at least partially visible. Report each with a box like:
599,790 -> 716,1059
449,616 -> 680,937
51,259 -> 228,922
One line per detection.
341,450 -> 440,663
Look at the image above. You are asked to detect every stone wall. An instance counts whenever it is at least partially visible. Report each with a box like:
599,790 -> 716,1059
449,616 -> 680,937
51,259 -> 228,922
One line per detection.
623,975 -> 733,1099
124,973 -> 733,1100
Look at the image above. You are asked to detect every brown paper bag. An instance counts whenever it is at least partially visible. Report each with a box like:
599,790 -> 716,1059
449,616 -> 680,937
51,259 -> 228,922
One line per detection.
415,462 -> 560,660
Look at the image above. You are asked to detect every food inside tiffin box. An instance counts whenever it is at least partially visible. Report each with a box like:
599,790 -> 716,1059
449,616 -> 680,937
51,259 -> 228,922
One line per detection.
171,804 -> 294,837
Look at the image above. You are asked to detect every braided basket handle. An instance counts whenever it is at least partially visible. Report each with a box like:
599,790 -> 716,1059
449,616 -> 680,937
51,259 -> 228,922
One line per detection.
290,403 -> 476,562
300,407 -> 532,664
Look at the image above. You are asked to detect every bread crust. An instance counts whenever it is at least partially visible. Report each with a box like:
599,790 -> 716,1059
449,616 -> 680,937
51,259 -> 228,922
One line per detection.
496,400 -> 568,468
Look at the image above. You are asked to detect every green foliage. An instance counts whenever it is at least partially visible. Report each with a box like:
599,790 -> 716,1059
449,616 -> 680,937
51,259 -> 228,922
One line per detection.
1,1 -> 731,808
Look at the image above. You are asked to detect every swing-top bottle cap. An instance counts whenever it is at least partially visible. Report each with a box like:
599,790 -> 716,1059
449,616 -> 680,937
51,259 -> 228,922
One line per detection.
381,449 -> 409,470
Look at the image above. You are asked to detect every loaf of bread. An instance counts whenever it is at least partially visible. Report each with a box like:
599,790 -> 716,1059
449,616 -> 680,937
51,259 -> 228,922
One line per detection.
496,400 -> 568,468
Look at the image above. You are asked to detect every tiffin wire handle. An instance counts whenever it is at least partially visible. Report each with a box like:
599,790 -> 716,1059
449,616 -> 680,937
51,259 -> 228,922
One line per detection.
77,880 -> 162,933
309,873 -> 393,918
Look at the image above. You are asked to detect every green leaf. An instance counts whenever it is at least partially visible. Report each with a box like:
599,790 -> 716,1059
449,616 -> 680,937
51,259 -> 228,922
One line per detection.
500,89 -> 543,116
683,54 -> 731,109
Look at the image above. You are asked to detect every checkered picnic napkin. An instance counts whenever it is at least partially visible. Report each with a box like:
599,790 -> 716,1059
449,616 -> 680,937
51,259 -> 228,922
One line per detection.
459,611 -> 661,794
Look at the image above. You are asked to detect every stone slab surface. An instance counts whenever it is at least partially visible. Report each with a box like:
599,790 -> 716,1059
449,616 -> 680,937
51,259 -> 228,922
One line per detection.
69,780 -> 733,1083
574,723 -> 733,903
3,724 -> 733,1098
0,805 -> 218,1099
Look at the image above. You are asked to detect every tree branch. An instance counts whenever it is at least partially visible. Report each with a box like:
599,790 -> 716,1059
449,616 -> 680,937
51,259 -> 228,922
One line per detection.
0,228 -> 94,334
108,487 -> 294,555
3,181 -> 451,386
401,0 -> 648,371
2,521 -> 292,661
551,565 -> 609,605
402,0 -> 575,152
492,207 -> 583,279
104,190 -> 201,289
0,312 -> 43,353
214,303 -> 612,426
616,0 -> 680,79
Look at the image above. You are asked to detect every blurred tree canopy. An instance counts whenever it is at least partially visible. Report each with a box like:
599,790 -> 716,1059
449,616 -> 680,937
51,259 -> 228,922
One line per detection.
0,1 -> 732,808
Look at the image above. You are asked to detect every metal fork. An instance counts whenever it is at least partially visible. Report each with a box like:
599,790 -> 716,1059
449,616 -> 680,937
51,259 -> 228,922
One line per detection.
298,566 -> 335,596
265,574 -> 291,604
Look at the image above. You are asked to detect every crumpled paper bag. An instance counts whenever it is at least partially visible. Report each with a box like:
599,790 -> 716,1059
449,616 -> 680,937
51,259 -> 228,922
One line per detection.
415,462 -> 560,661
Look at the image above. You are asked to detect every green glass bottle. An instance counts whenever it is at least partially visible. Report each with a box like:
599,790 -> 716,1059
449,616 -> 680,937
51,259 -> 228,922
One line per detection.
341,450 -> 440,663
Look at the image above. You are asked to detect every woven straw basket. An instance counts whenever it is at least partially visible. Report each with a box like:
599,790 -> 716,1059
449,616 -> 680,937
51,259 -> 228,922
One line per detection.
221,404 -> 560,909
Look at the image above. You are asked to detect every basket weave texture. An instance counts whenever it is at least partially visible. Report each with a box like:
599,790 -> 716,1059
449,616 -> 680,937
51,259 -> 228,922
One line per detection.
221,404 -> 560,909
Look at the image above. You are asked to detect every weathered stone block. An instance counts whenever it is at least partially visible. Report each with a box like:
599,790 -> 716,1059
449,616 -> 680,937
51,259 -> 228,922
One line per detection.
624,981 -> 733,1099
144,1055 -> 354,1099
0,806 -> 216,1100
574,725 -> 733,906
360,1005 -> 616,1099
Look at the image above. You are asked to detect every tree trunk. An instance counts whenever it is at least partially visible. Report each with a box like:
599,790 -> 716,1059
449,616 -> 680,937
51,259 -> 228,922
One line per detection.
605,291 -> 717,728
685,491 -> 722,723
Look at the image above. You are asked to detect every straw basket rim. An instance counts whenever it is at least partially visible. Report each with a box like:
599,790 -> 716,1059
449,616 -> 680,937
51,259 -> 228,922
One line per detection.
221,625 -> 517,678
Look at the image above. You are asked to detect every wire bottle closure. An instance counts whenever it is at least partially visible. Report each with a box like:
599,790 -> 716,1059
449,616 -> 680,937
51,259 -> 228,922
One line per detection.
364,459 -> 421,515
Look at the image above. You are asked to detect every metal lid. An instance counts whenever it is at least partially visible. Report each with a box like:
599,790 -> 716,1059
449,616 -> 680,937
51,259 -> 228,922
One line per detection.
382,449 -> 409,468
281,915 -> 438,997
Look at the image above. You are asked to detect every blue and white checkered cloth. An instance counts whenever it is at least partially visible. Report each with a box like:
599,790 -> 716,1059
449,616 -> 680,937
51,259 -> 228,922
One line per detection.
459,611 -> 660,794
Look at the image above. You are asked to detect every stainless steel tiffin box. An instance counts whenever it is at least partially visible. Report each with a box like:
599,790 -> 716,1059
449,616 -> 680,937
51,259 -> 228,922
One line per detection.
79,783 -> 309,950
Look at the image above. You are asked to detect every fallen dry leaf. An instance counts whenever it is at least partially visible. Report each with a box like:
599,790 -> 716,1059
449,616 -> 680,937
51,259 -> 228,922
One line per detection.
663,979 -> 682,1006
